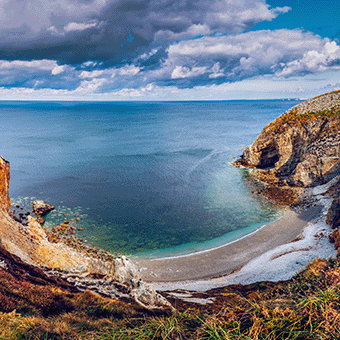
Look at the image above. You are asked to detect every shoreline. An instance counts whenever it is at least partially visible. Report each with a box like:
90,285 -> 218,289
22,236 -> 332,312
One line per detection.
133,211 -> 285,261
133,203 -> 324,283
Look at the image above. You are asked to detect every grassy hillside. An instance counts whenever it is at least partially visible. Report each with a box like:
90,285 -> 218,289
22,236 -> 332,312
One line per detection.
1,249 -> 340,339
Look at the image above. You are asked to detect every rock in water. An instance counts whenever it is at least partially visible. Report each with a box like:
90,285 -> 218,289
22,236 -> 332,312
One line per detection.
236,91 -> 340,187
32,200 -> 55,217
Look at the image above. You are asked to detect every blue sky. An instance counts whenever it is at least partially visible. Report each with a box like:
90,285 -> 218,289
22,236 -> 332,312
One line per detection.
0,0 -> 339,100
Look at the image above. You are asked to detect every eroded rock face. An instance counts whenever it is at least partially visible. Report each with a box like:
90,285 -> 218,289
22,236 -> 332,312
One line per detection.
326,198 -> 340,229
0,156 -> 11,212
238,91 -> 340,187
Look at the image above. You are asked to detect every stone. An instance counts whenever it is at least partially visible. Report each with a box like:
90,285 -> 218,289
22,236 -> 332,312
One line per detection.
329,228 -> 340,250
37,217 -> 45,225
32,200 -> 55,217
326,198 -> 340,229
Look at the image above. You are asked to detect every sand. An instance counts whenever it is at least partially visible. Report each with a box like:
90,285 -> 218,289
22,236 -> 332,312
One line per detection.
133,204 -> 323,283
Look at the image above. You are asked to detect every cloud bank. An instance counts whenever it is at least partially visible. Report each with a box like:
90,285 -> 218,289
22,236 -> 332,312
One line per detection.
0,0 -> 339,99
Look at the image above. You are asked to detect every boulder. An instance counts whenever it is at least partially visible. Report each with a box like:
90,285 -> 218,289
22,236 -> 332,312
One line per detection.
32,200 -> 55,217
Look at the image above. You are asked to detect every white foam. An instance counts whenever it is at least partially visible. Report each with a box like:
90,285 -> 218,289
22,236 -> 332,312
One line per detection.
149,194 -> 337,292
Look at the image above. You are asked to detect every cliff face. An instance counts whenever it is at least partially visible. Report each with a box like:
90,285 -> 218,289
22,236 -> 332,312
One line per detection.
0,156 -> 11,212
238,91 -> 340,187
0,156 -> 171,311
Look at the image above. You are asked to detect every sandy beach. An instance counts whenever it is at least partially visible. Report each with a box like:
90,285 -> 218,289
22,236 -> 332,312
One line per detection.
133,204 -> 323,283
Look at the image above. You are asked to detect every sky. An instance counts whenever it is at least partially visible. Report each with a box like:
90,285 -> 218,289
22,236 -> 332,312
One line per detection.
0,0 -> 339,101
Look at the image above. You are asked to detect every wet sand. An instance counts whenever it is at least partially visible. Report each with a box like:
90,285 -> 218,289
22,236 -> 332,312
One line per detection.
133,204 -> 322,282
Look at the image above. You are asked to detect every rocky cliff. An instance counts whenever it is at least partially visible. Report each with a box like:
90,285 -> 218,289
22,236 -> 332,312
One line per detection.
235,90 -> 340,250
0,156 -> 171,311
237,91 -> 340,187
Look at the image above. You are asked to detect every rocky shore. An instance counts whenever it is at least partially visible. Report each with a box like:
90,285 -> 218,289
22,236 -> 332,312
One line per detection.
0,156 -> 172,311
234,90 -> 340,254
1,90 -> 340,316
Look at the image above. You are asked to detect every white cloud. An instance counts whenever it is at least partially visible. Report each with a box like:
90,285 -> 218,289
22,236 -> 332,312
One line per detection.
171,65 -> 207,79
164,29 -> 340,81
0,60 -> 58,71
52,65 -> 66,75
79,70 -> 105,79
277,41 -> 340,76
117,65 -> 141,76
64,21 -> 99,33
75,78 -> 108,93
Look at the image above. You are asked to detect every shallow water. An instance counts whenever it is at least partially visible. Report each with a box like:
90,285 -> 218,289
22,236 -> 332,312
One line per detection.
4,100 -> 301,257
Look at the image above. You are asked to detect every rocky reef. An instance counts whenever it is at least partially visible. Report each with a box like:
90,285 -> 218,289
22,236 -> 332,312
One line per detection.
0,156 -> 172,311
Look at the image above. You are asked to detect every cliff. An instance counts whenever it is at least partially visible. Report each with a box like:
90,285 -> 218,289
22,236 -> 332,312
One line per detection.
237,91 -> 340,187
235,90 -> 340,251
0,156 -> 171,311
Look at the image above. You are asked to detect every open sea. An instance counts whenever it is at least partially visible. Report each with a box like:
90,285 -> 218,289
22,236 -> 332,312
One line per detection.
2,100 -> 301,258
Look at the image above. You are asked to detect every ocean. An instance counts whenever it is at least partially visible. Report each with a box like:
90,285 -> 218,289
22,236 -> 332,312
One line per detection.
2,100 -> 301,258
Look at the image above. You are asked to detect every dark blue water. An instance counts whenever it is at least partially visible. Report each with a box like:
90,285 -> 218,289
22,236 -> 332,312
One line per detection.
1,100 -> 301,257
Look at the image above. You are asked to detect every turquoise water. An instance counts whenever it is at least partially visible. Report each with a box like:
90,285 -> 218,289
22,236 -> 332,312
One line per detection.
3,100 -> 300,257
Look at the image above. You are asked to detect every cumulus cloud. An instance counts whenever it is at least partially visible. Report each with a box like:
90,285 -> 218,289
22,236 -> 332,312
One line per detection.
0,0 -> 339,97
0,29 -> 339,93
149,29 -> 340,86
277,41 -> 340,76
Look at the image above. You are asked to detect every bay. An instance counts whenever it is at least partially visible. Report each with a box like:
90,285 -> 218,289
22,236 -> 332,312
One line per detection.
1,100 -> 301,257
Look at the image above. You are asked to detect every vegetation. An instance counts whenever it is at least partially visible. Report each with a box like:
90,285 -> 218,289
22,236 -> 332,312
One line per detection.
2,255 -> 340,339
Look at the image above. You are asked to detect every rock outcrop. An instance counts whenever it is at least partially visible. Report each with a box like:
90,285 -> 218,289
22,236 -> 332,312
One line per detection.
32,200 -> 55,217
0,156 -> 11,212
326,198 -> 340,229
0,156 -> 172,311
235,90 -> 340,252
237,91 -> 340,187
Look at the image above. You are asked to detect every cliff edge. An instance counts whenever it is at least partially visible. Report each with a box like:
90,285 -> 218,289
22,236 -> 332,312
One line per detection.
0,156 -> 171,311
236,90 -> 340,187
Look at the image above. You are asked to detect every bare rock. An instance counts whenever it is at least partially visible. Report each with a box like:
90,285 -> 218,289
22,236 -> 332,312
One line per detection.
326,198 -> 340,229
32,200 -> 55,217
236,91 -> 340,188
0,156 -> 11,212
329,228 -> 340,250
